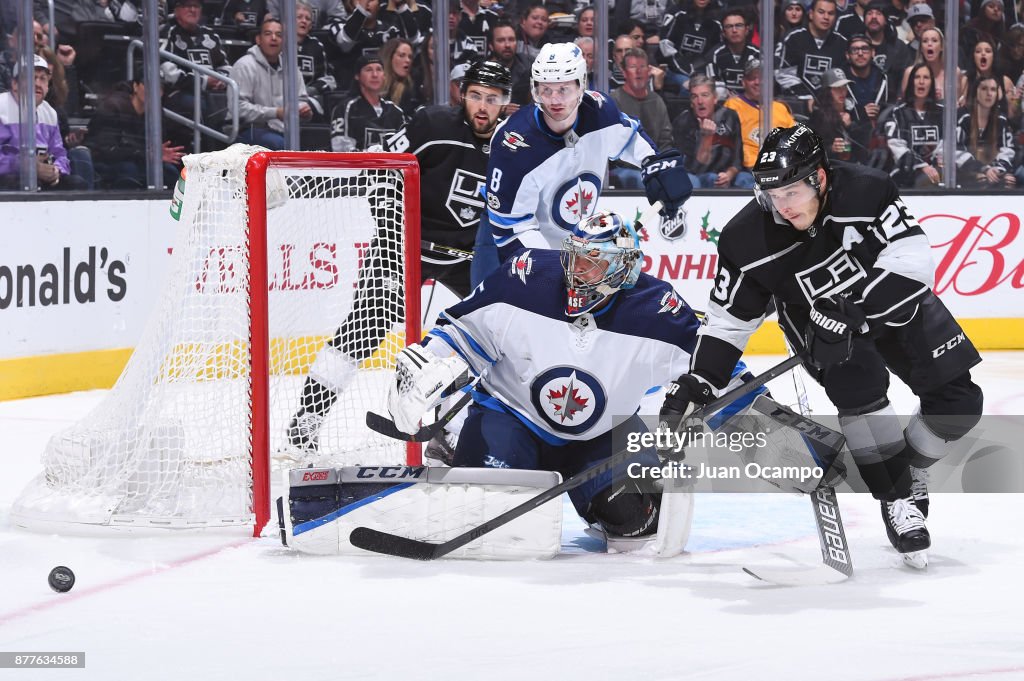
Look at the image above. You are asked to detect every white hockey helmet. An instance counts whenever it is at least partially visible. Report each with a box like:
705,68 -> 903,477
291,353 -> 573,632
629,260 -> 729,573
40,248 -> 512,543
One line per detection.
561,211 -> 642,317
531,42 -> 587,117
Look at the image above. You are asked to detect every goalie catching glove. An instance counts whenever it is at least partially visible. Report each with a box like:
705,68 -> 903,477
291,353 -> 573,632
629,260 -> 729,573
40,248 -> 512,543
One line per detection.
387,345 -> 471,434
641,148 -> 692,240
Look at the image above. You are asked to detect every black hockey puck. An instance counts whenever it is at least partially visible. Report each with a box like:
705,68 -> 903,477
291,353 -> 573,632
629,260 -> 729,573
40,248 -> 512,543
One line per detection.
48,566 -> 75,593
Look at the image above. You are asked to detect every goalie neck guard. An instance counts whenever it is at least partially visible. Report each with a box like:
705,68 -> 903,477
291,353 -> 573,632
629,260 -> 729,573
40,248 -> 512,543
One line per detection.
561,211 -> 642,317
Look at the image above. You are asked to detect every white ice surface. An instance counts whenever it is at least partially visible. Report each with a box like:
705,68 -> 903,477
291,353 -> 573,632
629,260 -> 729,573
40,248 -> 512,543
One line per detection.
1,353 -> 1022,681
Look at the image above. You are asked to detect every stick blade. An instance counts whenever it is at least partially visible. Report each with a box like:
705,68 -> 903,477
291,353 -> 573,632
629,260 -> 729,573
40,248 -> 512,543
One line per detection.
349,527 -> 442,560
743,565 -> 851,587
365,411 -> 418,442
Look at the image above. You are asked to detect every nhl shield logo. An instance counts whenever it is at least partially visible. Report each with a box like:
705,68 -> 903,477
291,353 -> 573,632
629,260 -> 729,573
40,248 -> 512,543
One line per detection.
552,172 -> 602,232
531,366 -> 606,435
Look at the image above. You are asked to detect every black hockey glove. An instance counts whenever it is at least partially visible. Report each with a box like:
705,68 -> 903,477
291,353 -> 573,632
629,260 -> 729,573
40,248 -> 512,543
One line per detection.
641,149 -> 693,219
805,297 -> 867,369
658,374 -> 714,457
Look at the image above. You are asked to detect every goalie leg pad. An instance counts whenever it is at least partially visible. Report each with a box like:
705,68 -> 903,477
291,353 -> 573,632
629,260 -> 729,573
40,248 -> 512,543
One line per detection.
719,394 -> 847,493
279,466 -> 563,559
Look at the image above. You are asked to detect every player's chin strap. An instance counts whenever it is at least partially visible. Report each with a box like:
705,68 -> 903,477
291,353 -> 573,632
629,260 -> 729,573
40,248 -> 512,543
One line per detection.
349,354 -> 805,560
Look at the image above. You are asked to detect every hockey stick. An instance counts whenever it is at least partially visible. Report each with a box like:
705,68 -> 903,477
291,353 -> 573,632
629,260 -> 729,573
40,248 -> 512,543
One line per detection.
743,345 -> 854,585
350,354 -> 805,560
365,377 -> 479,443
743,486 -> 853,585
421,240 -> 474,261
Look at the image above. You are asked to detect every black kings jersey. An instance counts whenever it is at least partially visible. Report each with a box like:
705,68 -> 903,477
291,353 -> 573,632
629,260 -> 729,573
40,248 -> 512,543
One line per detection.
692,163 -> 935,388
383,105 -> 491,258
330,94 -> 405,152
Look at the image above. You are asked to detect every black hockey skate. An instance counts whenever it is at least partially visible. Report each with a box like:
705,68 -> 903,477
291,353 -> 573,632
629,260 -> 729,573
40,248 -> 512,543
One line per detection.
287,411 -> 324,453
424,429 -> 457,466
880,496 -> 930,553
910,466 -> 929,518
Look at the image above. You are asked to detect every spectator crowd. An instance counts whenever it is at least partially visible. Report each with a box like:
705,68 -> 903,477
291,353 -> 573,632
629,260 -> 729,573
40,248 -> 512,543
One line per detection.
2,0 -> 1024,191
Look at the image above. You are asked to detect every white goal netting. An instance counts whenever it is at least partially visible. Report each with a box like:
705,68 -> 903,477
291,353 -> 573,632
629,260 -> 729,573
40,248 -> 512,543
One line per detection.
12,146 -> 420,534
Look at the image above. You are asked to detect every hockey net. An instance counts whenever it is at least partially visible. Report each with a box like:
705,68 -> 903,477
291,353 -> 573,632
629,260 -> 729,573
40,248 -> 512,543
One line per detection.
11,146 -> 421,536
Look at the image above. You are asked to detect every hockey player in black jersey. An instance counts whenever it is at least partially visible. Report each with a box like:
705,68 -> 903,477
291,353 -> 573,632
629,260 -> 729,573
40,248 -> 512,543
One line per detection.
662,124 -> 984,566
287,60 -> 514,455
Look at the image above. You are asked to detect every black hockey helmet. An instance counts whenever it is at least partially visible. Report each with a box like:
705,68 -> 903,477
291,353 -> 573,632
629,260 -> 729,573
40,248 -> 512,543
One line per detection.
461,60 -> 513,96
752,124 -> 829,211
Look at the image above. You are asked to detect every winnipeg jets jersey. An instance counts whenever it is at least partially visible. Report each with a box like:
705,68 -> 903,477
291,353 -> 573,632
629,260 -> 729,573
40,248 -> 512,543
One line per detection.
485,91 -> 658,256
426,250 -> 699,444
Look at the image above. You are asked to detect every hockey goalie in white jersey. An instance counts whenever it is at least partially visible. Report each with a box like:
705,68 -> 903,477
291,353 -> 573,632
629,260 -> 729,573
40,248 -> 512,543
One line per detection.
387,211 -> 738,546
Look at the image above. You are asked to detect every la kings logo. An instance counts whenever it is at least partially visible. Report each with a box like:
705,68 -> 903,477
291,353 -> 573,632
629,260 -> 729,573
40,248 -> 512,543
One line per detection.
447,169 -> 486,229
795,247 -> 867,303
911,125 -> 939,145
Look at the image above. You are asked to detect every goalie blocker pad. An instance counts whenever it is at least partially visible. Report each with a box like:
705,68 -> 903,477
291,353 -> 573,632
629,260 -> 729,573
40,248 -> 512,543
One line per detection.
279,466 -> 563,559
718,395 -> 847,494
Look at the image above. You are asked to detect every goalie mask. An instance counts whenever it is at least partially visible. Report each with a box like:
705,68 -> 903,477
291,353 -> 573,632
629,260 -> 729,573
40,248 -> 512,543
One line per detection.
561,211 -> 642,317
752,124 -> 829,215
531,42 -> 587,124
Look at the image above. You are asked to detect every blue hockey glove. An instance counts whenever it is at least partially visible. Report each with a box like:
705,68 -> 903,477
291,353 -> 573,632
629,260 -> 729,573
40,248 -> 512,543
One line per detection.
805,297 -> 867,369
641,149 -> 692,240
641,149 -> 692,215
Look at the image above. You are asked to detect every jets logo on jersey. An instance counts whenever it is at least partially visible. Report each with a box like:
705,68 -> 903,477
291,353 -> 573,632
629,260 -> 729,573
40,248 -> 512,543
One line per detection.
502,130 -> 530,151
795,247 -> 867,303
509,250 -> 534,283
487,192 -> 501,210
531,367 -> 606,435
658,290 -> 685,316
447,169 -> 486,228
553,173 -> 601,231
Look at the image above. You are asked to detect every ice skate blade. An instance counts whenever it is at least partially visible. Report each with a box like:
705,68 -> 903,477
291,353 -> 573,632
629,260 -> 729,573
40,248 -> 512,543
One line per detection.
901,550 -> 928,570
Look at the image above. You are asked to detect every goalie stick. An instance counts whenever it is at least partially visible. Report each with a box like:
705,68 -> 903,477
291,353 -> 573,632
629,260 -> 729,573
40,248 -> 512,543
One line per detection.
365,375 -> 480,443
349,354 -> 805,560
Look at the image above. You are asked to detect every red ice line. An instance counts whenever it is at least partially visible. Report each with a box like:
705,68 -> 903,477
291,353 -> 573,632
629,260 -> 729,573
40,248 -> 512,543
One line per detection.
0,539 -> 252,627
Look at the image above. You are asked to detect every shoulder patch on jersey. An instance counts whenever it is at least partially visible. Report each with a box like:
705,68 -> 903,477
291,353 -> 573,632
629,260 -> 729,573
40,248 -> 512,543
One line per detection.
530,367 -> 606,435
586,90 -> 605,107
509,250 -> 534,283
658,290 -> 685,316
487,192 -> 501,210
502,130 -> 530,151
